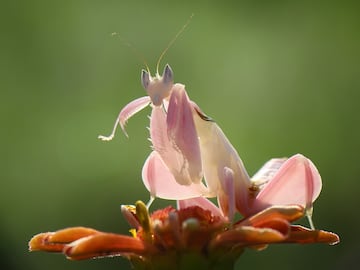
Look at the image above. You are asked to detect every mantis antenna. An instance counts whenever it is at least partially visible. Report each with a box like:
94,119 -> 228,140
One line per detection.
124,39 -> 151,73
110,32 -> 151,73
155,13 -> 194,75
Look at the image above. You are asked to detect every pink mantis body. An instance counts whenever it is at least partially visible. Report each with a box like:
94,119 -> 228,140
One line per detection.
98,65 -> 322,226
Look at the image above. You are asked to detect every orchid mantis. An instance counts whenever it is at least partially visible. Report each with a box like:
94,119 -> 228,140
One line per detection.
98,65 -> 322,227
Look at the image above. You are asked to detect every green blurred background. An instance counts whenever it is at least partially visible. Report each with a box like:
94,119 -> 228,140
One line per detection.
1,0 -> 359,269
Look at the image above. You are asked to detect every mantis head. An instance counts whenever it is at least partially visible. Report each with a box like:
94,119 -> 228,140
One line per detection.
141,64 -> 174,106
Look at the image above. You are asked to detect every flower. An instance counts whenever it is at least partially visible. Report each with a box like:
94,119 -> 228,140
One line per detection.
29,64 -> 340,269
29,198 -> 339,270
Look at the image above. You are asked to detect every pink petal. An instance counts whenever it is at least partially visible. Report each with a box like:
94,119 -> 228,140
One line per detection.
248,154 -> 322,215
121,205 -> 140,229
142,151 -> 208,200
177,197 -> 225,220
166,84 -> 203,184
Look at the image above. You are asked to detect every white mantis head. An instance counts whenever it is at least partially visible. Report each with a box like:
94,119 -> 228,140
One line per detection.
141,64 -> 174,107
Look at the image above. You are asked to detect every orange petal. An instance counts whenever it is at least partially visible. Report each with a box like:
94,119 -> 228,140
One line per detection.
210,226 -> 286,251
286,225 -> 340,245
64,233 -> 156,260
238,205 -> 304,227
249,218 -> 290,236
29,232 -> 64,252
46,227 -> 101,243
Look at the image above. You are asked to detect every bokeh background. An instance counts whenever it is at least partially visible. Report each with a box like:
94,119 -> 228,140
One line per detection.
1,0 -> 359,269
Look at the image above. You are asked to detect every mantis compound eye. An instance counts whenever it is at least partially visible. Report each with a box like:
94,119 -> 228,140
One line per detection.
141,69 -> 151,90
162,64 -> 173,85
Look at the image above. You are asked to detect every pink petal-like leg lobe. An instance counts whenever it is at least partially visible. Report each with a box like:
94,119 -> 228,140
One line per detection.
248,154 -> 322,216
142,151 -> 208,200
